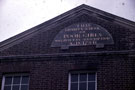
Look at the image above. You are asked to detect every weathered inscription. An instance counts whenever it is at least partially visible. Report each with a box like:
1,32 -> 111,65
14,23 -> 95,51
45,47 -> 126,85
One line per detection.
51,23 -> 114,49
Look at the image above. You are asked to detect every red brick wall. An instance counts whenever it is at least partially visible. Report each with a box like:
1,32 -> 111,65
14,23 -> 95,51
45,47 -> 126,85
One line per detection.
0,54 -> 134,90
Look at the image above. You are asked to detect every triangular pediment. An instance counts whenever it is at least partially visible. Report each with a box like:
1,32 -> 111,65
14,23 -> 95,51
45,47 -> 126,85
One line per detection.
0,4 -> 135,56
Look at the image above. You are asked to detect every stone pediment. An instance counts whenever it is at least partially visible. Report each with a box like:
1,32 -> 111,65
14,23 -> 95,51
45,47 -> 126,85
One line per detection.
0,4 -> 135,56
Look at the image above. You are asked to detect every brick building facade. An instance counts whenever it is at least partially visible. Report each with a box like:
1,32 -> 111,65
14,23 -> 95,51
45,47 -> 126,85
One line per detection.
0,4 -> 135,90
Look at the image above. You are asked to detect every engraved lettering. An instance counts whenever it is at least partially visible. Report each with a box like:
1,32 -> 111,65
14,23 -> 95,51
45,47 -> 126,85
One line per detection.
51,23 -> 114,49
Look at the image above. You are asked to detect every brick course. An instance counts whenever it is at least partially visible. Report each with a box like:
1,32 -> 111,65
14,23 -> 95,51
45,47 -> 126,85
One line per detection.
0,53 -> 134,90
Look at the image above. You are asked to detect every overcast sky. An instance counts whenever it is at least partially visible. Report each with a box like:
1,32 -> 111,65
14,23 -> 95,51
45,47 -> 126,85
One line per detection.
0,0 -> 135,42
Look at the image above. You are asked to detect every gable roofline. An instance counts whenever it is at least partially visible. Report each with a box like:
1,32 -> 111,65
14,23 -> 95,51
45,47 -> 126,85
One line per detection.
0,4 -> 135,51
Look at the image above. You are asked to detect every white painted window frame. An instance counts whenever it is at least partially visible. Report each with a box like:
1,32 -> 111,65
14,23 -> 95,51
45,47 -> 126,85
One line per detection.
68,71 -> 97,90
1,74 -> 29,90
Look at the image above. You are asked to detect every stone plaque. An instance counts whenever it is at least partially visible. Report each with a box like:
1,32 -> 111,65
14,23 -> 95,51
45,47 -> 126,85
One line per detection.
51,23 -> 114,49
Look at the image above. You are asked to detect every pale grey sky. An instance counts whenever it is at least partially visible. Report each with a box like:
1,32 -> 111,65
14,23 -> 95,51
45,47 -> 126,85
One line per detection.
0,0 -> 135,42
